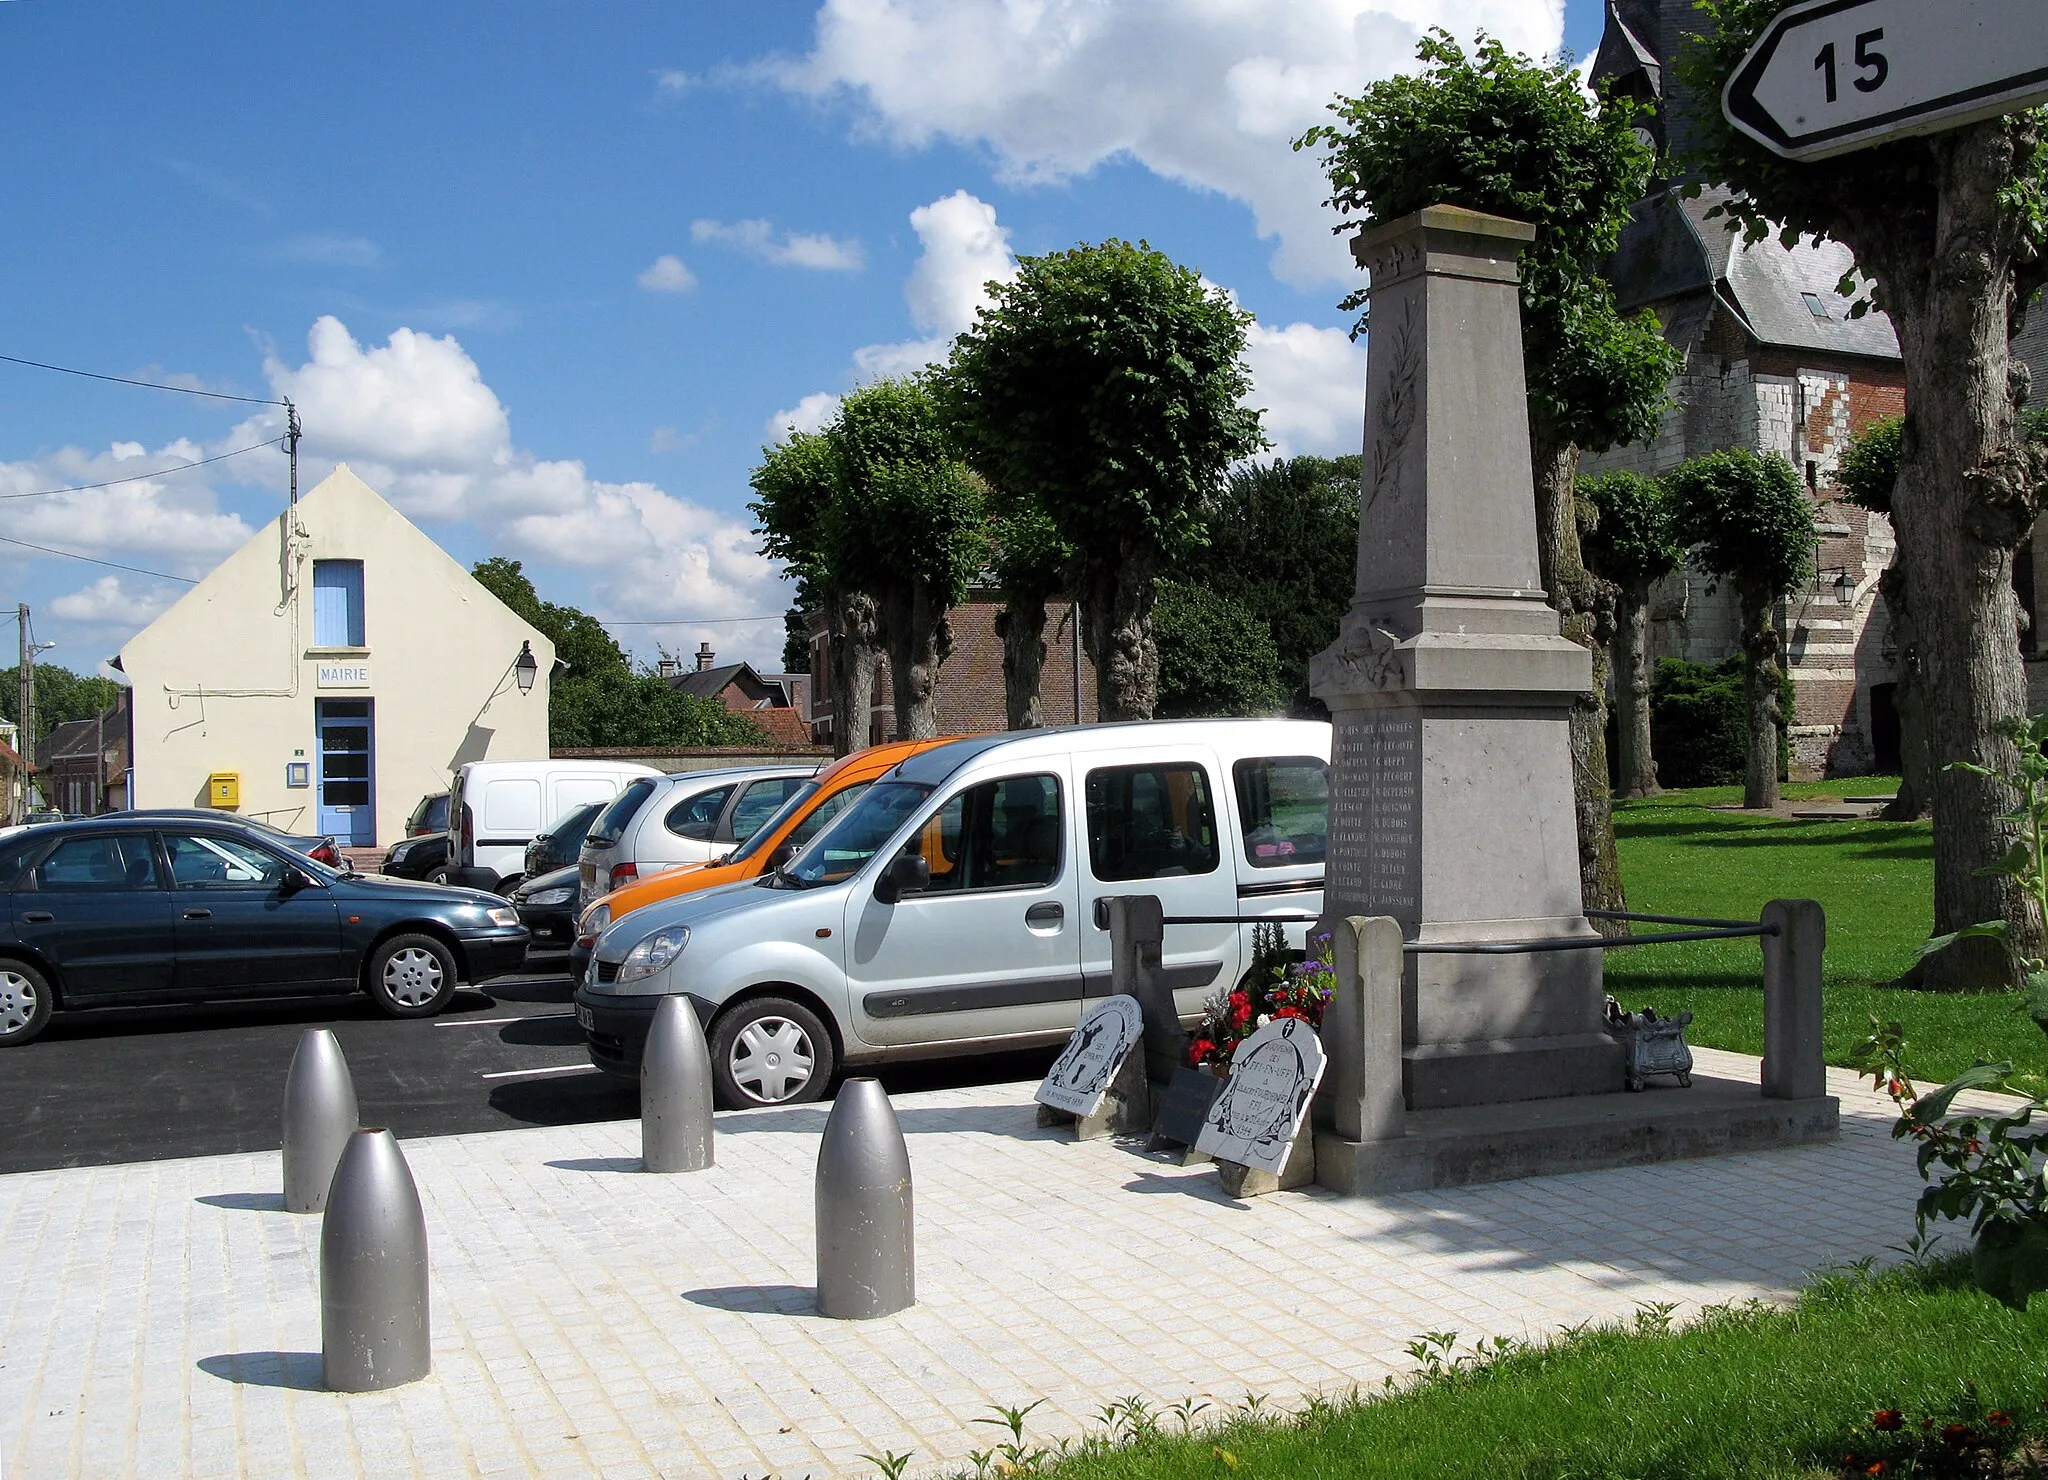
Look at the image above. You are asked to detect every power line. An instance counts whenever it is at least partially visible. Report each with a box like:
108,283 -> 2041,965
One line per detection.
0,352 -> 286,407
0,437 -> 285,500
0,532 -> 198,584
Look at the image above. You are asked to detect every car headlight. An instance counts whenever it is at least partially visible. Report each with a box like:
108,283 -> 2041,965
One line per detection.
388,839 -> 417,862
579,903 -> 610,940
617,926 -> 689,983
524,886 -> 574,906
487,906 -> 520,927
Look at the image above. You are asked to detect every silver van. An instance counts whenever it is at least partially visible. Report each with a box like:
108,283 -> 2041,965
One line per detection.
574,719 -> 1329,1106
576,765 -> 819,908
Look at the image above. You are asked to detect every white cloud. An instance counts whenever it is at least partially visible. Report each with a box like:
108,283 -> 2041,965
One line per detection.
1242,319 -> 1366,458
766,0 -> 1564,285
766,391 -> 843,441
691,218 -> 865,271
279,233 -> 381,268
49,574 -> 177,626
839,189 -> 1022,380
0,439 -> 256,572
637,254 -> 699,293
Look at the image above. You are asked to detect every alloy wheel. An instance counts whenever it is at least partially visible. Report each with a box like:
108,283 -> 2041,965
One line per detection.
727,1017 -> 816,1103
0,969 -> 37,1037
382,947 -> 445,1008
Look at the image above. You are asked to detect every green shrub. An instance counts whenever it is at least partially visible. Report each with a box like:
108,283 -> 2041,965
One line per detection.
1153,580 -> 1282,718
1650,656 -> 1792,788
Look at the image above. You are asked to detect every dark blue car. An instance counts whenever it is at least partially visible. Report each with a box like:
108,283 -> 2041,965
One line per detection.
0,816 -> 529,1048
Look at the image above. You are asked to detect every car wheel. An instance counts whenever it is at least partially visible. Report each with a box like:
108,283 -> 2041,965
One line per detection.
366,934 -> 459,1017
425,865 -> 450,885
708,996 -> 835,1109
0,959 -> 53,1047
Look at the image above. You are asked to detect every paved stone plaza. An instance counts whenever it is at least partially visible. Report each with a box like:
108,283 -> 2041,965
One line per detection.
0,1049 -> 1956,1479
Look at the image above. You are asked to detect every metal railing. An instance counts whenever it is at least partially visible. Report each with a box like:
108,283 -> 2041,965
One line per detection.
1154,907 -> 1777,955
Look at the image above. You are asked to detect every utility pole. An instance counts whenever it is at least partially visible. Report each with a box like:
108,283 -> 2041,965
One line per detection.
15,604 -> 28,822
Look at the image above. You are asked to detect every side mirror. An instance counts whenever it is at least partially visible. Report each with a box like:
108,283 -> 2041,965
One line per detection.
873,852 -> 930,905
281,866 -> 316,894
766,842 -> 795,872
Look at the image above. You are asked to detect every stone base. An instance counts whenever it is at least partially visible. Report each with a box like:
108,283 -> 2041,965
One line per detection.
1313,1073 -> 1839,1195
1216,1124 -> 1317,1198
1404,1031 -> 1626,1111
1035,1043 -> 1152,1141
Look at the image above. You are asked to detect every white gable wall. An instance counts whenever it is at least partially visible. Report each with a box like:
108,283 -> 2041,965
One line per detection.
119,465 -> 554,846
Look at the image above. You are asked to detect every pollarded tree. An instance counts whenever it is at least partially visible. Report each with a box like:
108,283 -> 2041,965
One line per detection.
1297,30 -> 1681,916
1665,450 -> 1815,810
827,377 -> 987,740
1678,3 -> 2048,988
943,240 -> 1266,721
1581,471 -> 1682,798
750,430 -> 879,757
988,501 -> 1071,729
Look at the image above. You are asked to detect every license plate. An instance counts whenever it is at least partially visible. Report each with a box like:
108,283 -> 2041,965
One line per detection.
575,1004 -> 594,1030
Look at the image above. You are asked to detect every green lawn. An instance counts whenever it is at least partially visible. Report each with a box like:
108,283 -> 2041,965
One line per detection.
1013,1261 -> 2048,1480
1605,780 -> 2048,1094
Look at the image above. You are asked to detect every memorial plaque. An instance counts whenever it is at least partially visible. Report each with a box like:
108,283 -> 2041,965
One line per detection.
1194,1018 -> 1328,1174
1035,995 -> 1143,1117
1150,1066 -> 1226,1149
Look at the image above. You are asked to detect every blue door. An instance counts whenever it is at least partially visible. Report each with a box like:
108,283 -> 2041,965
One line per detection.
315,699 -> 376,845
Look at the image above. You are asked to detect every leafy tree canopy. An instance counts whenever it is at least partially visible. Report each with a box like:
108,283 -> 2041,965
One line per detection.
827,376 -> 986,608
0,663 -> 122,747
1172,454 -> 1360,715
1153,581 -> 1283,720
944,238 -> 1266,565
1665,450 -> 1815,598
749,431 -> 841,587
1580,470 -> 1681,588
471,556 -> 628,679
1295,29 -> 1679,454
1838,415 -> 1904,514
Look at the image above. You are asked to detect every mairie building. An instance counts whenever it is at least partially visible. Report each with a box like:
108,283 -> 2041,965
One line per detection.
115,465 -> 554,847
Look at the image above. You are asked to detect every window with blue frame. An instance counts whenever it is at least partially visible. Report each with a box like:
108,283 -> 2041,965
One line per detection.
312,560 -> 365,647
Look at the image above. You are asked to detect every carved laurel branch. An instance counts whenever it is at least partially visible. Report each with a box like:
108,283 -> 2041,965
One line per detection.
1361,296 -> 1421,525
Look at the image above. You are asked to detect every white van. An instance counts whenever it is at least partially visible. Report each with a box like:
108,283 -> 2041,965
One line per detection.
447,759 -> 661,888
575,719 -> 1329,1106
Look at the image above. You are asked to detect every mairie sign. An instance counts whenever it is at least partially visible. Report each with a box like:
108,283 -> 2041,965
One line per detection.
1722,0 -> 2048,162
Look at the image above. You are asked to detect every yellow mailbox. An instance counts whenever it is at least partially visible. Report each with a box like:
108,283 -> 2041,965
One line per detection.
208,772 -> 241,810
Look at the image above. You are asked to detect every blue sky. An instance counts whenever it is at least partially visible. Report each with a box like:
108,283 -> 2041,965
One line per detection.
0,0 -> 1606,676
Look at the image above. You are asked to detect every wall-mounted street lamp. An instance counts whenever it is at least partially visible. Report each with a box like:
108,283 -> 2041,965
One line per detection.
514,641 -> 538,694
1833,570 -> 1857,605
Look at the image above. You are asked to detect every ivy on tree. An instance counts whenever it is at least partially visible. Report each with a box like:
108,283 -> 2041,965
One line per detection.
987,501 -> 1072,729
1581,471 -> 1681,798
1296,29 -> 1680,915
1664,450 -> 1815,810
943,239 -> 1266,721
469,558 -> 762,750
1676,0 -> 2048,990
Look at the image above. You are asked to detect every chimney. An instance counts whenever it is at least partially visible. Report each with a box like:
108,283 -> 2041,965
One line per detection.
696,641 -> 714,672
656,657 -> 682,680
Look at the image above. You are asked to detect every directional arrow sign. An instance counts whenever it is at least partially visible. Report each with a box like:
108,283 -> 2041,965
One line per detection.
1723,0 -> 2048,161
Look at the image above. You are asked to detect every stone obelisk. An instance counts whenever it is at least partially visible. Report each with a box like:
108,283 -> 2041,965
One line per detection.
1311,205 -> 1621,1111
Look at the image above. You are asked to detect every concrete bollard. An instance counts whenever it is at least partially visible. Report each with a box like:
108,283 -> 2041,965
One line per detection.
321,1127 -> 431,1393
283,1028 -> 360,1214
1761,898 -> 1827,1100
1316,915 -> 1407,1142
815,1078 -> 914,1319
642,995 -> 715,1173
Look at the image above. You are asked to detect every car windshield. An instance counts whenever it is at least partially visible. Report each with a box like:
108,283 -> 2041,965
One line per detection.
780,780 -> 933,887
726,781 -> 819,865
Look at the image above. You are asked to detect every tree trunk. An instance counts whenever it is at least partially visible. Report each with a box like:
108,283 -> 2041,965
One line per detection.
1876,562 -> 1932,821
997,597 -> 1049,730
1854,121 -> 2045,990
881,585 -> 950,741
827,591 -> 880,758
1738,582 -> 1783,811
1081,544 -> 1160,722
1612,578 -> 1660,798
1530,434 -> 1627,920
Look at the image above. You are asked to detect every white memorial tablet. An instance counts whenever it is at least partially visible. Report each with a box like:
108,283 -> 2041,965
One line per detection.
1035,995 -> 1144,1117
1194,1017 -> 1327,1173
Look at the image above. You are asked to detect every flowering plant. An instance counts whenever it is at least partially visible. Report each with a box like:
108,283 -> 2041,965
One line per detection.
1188,928 -> 1337,1069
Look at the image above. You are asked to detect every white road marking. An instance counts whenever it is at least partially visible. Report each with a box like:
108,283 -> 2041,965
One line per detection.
436,1013 -> 573,1028
478,1064 -> 601,1082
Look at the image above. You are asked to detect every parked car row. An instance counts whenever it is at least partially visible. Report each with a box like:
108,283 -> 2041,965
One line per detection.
572,719 -> 1331,1111
0,813 -> 530,1046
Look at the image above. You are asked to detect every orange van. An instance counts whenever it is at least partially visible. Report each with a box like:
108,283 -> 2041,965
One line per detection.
569,736 -> 958,972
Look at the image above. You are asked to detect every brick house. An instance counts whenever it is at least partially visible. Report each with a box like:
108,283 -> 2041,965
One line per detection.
659,643 -> 814,746
1584,0 -> 1908,777
35,692 -> 131,816
807,591 -> 1099,747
